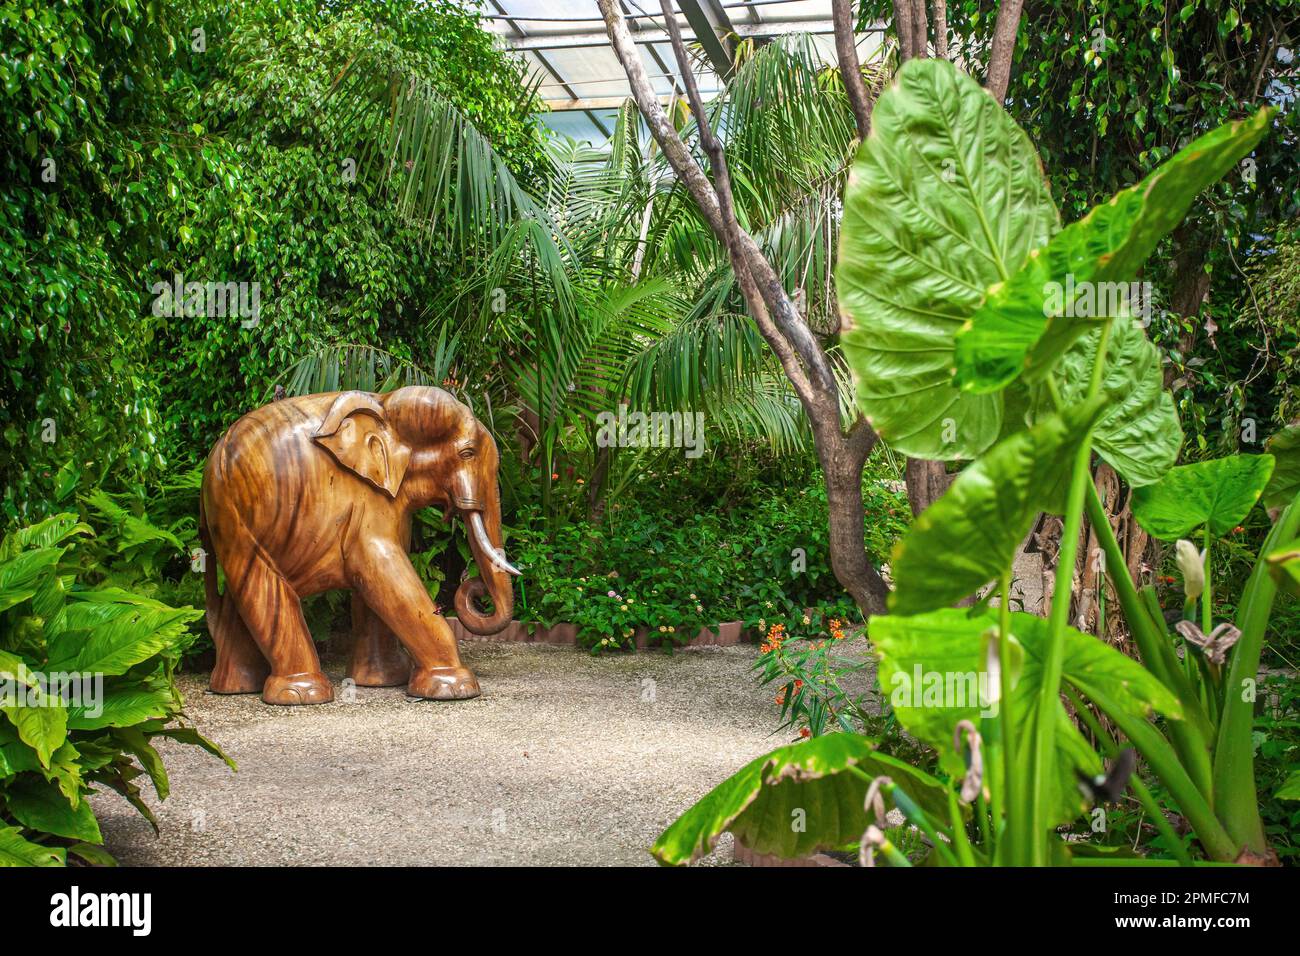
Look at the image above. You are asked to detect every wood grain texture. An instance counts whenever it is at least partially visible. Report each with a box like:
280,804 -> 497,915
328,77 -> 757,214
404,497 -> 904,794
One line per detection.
200,386 -> 516,705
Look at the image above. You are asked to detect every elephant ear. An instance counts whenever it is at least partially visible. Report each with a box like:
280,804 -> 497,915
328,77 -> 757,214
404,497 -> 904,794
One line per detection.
313,392 -> 411,498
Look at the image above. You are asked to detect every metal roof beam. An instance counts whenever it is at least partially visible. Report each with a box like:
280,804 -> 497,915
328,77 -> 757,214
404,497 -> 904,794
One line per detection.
676,0 -> 737,78
544,94 -> 676,111
504,19 -> 845,51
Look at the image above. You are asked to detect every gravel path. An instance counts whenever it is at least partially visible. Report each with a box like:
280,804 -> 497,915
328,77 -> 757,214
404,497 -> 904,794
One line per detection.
94,642 -> 792,866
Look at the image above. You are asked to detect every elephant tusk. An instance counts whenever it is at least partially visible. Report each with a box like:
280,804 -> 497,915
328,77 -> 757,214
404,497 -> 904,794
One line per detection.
468,511 -> 522,577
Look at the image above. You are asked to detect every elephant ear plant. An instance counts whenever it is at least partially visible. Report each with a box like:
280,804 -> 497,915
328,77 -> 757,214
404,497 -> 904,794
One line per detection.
651,58 -> 1286,867
0,513 -> 232,866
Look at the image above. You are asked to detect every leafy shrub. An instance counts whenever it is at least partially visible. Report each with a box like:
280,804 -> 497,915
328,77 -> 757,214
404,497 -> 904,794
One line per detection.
1255,674 -> 1300,864
0,513 -> 230,866
507,455 -> 906,651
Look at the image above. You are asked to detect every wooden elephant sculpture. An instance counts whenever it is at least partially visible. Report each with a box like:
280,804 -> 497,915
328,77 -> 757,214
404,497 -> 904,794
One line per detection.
199,386 -> 518,705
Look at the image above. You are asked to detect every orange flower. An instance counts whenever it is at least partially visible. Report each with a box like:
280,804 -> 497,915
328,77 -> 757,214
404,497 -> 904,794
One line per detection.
799,728 -> 811,739
760,622 -> 787,654
775,691 -> 786,705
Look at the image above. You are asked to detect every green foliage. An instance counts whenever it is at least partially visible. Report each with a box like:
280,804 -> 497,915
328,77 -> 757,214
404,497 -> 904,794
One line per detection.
1264,424 -> 1300,512
508,456 -> 904,652
650,733 -> 951,866
954,109 -> 1275,393
1255,675 -> 1300,862
836,59 -> 1057,460
0,0 -> 203,521
888,398 -> 1103,614
156,0 -> 550,448
1033,318 -> 1182,487
753,616 -> 889,740
873,609 -> 1180,826
661,57 -> 1288,867
0,513 -> 230,866
1132,454 -> 1276,539
0,0 -> 552,519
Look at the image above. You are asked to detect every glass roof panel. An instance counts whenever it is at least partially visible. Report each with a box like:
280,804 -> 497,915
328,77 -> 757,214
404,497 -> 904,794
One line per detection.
478,1 -> 879,147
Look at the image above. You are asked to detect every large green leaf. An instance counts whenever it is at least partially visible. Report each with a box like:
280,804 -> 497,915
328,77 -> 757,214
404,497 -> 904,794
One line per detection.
1,731 -> 87,807
0,650 -> 33,685
1278,770 -> 1300,801
114,727 -> 170,800
1265,540 -> 1300,599
836,58 -> 1058,459
66,683 -> 175,731
1033,319 -> 1182,486
872,610 -> 1178,825
1,687 -> 68,769
650,733 -> 951,865
0,513 -> 89,561
45,599 -> 202,676
954,108 -> 1275,393
889,398 -> 1104,614
1132,454 -> 1276,540
0,548 -> 61,595
0,825 -> 65,866
5,777 -> 101,843
1263,425 -> 1300,511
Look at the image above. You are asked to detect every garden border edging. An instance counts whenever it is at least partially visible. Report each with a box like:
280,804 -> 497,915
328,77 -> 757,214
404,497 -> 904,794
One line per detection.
447,618 -> 747,649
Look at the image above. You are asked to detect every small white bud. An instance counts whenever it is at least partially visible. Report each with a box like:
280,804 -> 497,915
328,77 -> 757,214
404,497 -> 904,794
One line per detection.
1175,539 -> 1205,601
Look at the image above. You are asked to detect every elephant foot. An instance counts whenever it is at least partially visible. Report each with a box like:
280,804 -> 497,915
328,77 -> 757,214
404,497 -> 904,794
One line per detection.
408,666 -> 481,701
348,643 -> 411,688
210,657 -> 271,695
262,672 -> 334,706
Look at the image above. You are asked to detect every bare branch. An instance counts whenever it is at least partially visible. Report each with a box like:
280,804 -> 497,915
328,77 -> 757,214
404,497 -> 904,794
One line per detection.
985,0 -> 1025,101
597,0 -> 892,616
832,0 -> 874,139
595,0 -> 819,405
663,3 -> 842,402
598,3 -> 723,236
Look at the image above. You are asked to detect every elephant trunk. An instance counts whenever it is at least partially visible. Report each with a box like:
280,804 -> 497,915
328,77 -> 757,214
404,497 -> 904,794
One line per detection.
455,504 -> 517,635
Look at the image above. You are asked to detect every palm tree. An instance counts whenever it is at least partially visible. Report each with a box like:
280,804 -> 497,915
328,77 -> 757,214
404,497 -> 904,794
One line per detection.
290,25 -> 893,547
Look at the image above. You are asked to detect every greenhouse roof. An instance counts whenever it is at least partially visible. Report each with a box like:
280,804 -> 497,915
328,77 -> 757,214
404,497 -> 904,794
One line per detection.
477,1 -> 885,145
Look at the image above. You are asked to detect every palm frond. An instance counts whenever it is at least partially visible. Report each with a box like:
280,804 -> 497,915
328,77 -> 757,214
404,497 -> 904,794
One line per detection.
323,48 -> 577,325
273,343 -> 435,398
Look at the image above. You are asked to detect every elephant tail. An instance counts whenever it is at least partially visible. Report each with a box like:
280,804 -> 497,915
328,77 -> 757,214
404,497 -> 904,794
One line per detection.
198,498 -> 223,633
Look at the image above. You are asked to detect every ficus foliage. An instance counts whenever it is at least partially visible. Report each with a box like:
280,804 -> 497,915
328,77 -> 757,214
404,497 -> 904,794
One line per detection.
0,0 -> 551,522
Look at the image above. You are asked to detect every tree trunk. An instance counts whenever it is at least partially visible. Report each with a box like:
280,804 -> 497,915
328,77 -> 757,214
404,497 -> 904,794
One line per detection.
599,0 -> 894,617
818,421 -> 892,614
904,458 -> 950,517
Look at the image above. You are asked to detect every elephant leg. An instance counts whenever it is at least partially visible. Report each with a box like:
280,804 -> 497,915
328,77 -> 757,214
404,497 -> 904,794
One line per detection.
224,544 -> 333,706
350,547 -> 480,701
209,596 -> 270,694
348,592 -> 411,687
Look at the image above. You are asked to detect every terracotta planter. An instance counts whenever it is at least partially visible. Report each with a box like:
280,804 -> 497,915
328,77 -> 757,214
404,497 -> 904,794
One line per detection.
448,618 -> 529,642
445,618 -> 748,650
536,622 -> 576,645
714,621 -> 744,646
